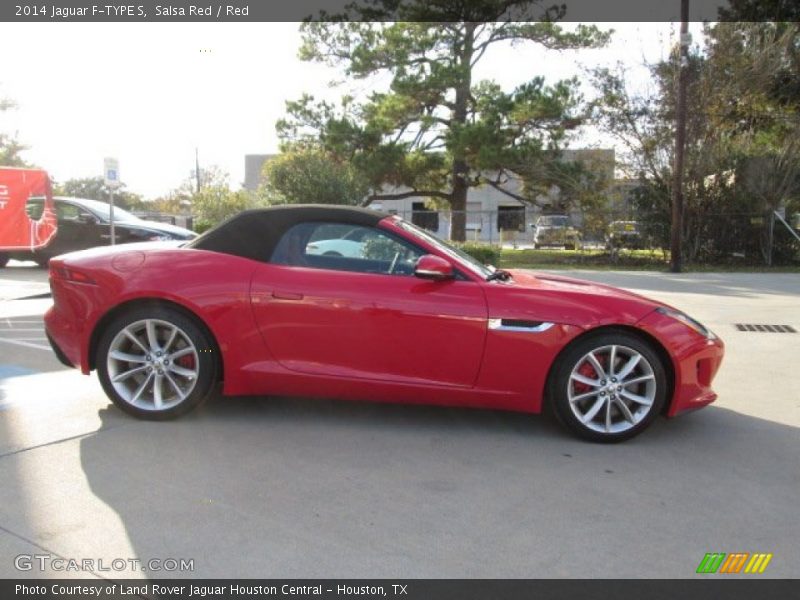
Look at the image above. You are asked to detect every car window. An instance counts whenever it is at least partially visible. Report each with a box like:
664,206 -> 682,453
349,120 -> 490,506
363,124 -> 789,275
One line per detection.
271,222 -> 424,276
306,223 -> 352,242
56,202 -> 92,222
69,198 -> 140,223
26,199 -> 44,219
393,218 -> 492,279
538,216 -> 569,227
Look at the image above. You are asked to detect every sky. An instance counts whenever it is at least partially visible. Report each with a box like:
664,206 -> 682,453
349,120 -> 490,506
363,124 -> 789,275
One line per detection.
0,22 -> 690,200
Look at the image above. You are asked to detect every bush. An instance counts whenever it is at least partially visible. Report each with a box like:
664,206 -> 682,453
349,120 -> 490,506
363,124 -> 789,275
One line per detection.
193,220 -> 214,235
456,243 -> 502,266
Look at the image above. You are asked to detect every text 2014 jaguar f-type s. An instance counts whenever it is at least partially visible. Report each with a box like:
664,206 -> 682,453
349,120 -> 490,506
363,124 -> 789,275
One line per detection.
44,205 -> 724,442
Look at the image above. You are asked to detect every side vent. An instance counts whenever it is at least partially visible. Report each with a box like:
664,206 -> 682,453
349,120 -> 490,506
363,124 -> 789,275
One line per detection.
488,319 -> 554,333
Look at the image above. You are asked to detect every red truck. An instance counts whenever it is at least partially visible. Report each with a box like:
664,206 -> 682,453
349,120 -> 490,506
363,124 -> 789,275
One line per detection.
0,167 -> 58,267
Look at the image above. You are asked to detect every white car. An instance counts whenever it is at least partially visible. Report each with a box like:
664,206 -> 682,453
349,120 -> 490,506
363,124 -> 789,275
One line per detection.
306,226 -> 379,257
533,215 -> 582,250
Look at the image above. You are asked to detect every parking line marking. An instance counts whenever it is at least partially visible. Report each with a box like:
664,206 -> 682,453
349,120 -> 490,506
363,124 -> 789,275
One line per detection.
0,328 -> 45,332
2,320 -> 43,324
0,338 -> 51,351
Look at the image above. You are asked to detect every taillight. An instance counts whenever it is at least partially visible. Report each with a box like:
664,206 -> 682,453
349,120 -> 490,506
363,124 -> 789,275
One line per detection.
52,265 -> 97,285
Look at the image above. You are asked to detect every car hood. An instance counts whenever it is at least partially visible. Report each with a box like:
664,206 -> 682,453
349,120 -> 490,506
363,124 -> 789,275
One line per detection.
485,270 -> 670,329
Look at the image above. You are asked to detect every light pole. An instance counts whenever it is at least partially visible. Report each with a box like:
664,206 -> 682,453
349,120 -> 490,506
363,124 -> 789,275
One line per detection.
670,0 -> 690,273
195,147 -> 201,194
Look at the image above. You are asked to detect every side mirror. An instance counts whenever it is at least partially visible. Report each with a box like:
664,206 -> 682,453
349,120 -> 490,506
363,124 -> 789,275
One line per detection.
414,254 -> 454,281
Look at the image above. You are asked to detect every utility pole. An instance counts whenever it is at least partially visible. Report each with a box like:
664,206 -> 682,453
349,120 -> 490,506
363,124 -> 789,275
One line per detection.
195,147 -> 201,194
670,0 -> 690,273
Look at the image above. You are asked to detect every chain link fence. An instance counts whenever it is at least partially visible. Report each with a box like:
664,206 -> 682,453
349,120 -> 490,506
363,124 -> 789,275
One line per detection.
383,208 -> 800,266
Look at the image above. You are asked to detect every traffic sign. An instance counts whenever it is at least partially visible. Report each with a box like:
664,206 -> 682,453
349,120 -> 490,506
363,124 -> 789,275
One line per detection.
103,157 -> 120,188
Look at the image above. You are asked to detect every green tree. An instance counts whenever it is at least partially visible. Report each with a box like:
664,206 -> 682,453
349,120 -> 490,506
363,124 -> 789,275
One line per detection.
263,145 -> 369,205
718,0 -> 800,21
706,22 -> 800,263
191,186 -> 256,232
279,1 -> 609,241
590,22 -> 800,264
53,176 -> 144,210
146,194 -> 185,214
0,95 -> 29,167
174,166 -> 268,232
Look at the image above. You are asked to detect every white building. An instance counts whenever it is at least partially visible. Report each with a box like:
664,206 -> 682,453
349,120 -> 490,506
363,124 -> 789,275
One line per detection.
373,149 -> 616,243
245,149 -> 616,243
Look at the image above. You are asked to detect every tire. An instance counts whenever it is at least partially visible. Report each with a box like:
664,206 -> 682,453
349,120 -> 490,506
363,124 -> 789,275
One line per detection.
96,305 -> 218,420
0,252 -> 9,268
34,255 -> 50,269
549,331 -> 667,443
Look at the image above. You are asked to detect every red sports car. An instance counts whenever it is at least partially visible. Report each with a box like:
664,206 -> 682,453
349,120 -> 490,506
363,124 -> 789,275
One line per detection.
44,205 -> 724,442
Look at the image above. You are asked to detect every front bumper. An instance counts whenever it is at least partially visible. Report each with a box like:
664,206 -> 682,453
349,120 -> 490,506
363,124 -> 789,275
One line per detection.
45,330 -> 76,369
534,231 -> 580,245
636,309 -> 725,417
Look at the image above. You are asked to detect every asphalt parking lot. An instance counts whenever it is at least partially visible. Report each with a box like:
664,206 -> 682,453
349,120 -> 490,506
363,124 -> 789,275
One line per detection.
0,262 -> 798,579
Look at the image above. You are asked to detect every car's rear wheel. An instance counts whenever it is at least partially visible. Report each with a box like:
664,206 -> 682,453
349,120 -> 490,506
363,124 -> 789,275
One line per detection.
550,332 -> 667,442
96,306 -> 217,420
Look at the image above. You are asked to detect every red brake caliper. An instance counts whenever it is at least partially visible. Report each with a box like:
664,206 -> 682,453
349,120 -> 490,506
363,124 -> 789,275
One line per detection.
573,355 -> 606,395
178,354 -> 196,370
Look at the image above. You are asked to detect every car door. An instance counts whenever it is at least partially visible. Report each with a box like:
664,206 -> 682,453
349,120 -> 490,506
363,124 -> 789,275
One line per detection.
48,200 -> 104,255
250,221 -> 488,388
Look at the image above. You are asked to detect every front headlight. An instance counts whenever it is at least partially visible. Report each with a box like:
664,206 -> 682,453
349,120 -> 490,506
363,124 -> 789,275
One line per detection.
656,307 -> 716,339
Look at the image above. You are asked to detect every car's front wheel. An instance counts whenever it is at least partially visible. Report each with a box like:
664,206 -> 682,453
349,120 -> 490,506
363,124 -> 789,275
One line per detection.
96,306 -> 218,420
550,332 -> 667,442
0,252 -> 9,268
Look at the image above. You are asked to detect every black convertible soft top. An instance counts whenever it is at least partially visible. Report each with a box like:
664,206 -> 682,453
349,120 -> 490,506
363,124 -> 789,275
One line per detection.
187,204 -> 387,262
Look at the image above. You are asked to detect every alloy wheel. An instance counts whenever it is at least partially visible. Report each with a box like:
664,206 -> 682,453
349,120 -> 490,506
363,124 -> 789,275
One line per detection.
567,344 -> 657,434
106,318 -> 199,411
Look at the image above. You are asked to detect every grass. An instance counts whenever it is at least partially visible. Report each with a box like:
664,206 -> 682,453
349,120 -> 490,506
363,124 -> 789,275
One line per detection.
497,248 -> 800,272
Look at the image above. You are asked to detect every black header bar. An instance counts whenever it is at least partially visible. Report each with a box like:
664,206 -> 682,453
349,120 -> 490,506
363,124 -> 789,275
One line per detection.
2,579 -> 798,600
2,0 -> 795,23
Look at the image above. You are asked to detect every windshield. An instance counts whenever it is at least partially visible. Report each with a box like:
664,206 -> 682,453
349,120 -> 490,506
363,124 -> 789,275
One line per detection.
392,218 -> 494,279
69,198 -> 142,223
538,216 -> 569,227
